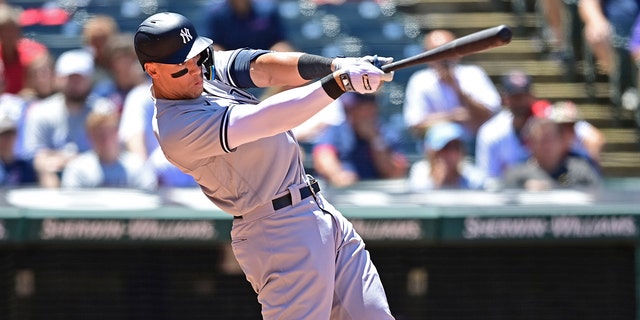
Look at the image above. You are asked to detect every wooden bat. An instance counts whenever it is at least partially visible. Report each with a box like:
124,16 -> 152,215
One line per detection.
380,25 -> 513,72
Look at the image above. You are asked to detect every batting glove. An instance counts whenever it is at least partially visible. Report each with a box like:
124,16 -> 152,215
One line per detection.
333,55 -> 394,71
337,62 -> 394,94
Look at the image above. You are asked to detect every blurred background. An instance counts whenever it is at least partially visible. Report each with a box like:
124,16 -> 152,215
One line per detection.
1,0 -> 640,319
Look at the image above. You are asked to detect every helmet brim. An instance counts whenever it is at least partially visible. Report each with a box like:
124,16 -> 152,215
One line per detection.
185,36 -> 213,62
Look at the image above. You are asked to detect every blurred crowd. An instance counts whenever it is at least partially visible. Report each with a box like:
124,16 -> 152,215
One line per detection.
1,0 -> 638,193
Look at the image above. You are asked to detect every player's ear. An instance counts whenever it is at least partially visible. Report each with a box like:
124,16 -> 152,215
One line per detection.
145,62 -> 160,78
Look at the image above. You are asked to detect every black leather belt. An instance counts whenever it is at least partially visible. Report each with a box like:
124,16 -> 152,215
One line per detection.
234,181 -> 320,219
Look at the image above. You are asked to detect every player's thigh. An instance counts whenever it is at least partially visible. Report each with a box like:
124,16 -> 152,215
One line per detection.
316,196 -> 394,320
231,203 -> 337,317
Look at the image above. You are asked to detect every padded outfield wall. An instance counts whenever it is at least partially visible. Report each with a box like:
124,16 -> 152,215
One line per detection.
0,184 -> 639,320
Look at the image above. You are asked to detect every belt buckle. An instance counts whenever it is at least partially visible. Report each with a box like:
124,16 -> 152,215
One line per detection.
306,174 -> 318,198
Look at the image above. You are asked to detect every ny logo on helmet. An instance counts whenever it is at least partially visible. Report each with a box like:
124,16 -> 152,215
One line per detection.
179,28 -> 193,44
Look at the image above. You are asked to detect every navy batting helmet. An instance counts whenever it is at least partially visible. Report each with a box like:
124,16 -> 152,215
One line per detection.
134,12 -> 213,69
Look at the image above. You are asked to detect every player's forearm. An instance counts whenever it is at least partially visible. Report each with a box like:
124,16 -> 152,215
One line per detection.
250,52 -> 336,88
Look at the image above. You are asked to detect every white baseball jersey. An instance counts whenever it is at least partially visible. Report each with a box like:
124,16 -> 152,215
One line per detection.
153,49 -> 306,216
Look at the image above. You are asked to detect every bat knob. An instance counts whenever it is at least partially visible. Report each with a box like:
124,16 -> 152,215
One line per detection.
497,25 -> 513,44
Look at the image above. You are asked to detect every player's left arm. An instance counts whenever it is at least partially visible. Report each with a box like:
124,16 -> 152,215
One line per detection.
249,52 -> 314,88
248,52 -> 392,88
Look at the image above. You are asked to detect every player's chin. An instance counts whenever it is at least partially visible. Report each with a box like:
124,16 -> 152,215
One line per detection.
190,88 -> 204,99
179,84 -> 204,100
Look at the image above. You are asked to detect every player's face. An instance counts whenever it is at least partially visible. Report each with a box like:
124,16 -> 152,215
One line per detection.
149,54 -> 204,100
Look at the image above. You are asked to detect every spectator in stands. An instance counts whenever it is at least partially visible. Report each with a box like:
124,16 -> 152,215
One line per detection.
408,121 -> 485,192
22,49 -> 115,188
0,3 -> 48,94
578,0 -> 639,115
0,57 -> 29,162
61,107 -> 157,191
203,0 -> 297,99
502,117 -> 601,190
14,52 -> 57,162
538,0 -> 579,80
475,70 -> 535,186
0,111 -> 36,186
91,33 -> 147,114
292,98 -> 345,144
476,70 -> 605,187
532,100 -> 605,169
118,79 -> 197,187
0,61 -> 36,187
313,93 -> 408,188
202,0 -> 294,52
18,52 -> 57,104
82,14 -> 119,83
403,29 -> 501,154
292,98 -> 345,172
146,147 -> 197,188
633,13 -> 640,63
118,79 -> 156,161
539,0 -> 568,55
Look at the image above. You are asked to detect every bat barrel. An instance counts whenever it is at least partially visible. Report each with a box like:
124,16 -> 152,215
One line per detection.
381,25 -> 512,72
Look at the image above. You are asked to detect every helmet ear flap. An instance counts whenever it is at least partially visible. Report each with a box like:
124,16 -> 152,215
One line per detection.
198,46 -> 215,80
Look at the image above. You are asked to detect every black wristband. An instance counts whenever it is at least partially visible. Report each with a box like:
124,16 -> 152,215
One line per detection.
298,54 -> 334,80
321,74 -> 345,99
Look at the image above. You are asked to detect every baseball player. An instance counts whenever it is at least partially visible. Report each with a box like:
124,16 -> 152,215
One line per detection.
134,12 -> 395,319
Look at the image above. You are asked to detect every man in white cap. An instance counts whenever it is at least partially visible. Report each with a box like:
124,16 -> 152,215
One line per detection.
409,121 -> 485,191
22,48 -> 116,188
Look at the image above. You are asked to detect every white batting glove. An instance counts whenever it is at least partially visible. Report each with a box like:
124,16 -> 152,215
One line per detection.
337,62 -> 394,94
333,55 -> 394,71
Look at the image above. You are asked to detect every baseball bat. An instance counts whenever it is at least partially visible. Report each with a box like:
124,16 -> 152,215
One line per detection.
380,24 -> 513,72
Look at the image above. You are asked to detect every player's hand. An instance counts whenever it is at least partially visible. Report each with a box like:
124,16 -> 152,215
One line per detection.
333,55 -> 393,71
337,62 -> 393,94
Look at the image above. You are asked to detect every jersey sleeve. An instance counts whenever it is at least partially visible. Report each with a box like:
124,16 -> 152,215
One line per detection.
155,102 -> 234,171
213,49 -> 270,88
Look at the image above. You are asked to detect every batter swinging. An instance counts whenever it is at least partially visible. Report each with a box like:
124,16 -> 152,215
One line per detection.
134,12 -> 395,319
